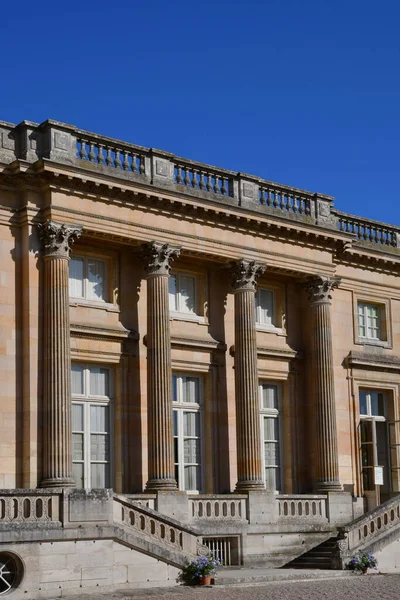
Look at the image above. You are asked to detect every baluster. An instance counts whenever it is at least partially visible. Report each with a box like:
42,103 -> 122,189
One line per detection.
88,142 -> 96,162
214,174 -> 220,193
199,171 -> 206,190
266,189 -> 272,207
139,155 -> 145,174
292,195 -> 298,213
184,167 -> 190,186
192,169 -> 198,188
176,165 -> 183,184
106,147 -> 113,166
279,191 -> 285,210
221,177 -> 227,195
97,144 -> 104,165
131,153 -> 138,173
385,229 -> 390,245
114,149 -> 121,169
273,190 -> 278,208
260,188 -> 265,204
123,151 -> 130,171
79,139 -> 87,160
206,173 -> 213,192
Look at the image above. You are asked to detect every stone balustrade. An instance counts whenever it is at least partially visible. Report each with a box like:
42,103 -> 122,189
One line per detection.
189,495 -> 248,521
173,159 -> 233,197
113,495 -> 198,555
76,133 -> 146,176
337,494 -> 400,555
277,495 -> 328,522
259,183 -> 311,216
0,490 -> 61,524
336,211 -> 400,248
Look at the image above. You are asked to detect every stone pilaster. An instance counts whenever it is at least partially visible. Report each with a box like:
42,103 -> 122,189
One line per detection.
305,275 -> 343,492
141,241 -> 181,491
39,220 -> 81,488
229,259 -> 266,491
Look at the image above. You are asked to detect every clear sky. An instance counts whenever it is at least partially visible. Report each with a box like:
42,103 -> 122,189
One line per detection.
2,0 -> 400,224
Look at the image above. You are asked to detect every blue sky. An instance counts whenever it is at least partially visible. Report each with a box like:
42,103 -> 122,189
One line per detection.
2,0 -> 400,224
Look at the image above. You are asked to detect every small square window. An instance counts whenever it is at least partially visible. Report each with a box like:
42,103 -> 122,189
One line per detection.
69,255 -> 107,302
255,288 -> 275,327
169,272 -> 198,315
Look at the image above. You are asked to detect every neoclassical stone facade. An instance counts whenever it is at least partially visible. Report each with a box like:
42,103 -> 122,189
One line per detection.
1,119 -> 400,595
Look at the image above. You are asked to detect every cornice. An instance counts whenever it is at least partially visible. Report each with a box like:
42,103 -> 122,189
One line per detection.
70,323 -> 138,342
345,351 -> 400,371
171,336 -> 227,352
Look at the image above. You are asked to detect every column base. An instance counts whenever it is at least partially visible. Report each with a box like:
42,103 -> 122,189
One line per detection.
235,479 -> 265,492
146,478 -> 178,492
40,477 -> 76,488
314,480 -> 343,493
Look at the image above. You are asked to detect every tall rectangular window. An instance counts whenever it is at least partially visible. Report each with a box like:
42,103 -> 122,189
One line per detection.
259,383 -> 282,492
69,256 -> 107,302
173,374 -> 202,492
255,288 -> 275,327
71,364 -> 112,488
358,303 -> 383,341
169,273 -> 197,315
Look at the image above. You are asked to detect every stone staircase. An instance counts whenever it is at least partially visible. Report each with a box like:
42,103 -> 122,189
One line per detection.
283,537 -> 338,570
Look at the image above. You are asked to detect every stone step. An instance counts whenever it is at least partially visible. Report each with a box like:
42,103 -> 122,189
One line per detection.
214,568 -> 353,585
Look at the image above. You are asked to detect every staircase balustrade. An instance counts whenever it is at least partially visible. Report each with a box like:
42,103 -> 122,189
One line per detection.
0,490 -> 61,524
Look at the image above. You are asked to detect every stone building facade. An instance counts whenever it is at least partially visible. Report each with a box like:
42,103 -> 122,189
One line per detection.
1,119 -> 400,597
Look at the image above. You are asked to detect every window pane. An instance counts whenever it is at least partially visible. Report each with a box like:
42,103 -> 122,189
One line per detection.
261,385 -> 278,410
183,412 -> 200,437
371,392 -> 385,417
184,466 -> 200,491
71,365 -> 84,395
72,463 -> 84,488
72,404 -> 84,431
256,289 -> 274,325
89,367 -> 110,397
179,275 -> 196,313
182,377 -> 200,404
72,433 -> 84,461
90,405 -> 110,433
172,375 -> 178,402
90,463 -> 110,488
87,259 -> 105,301
359,391 -> 368,415
69,257 -> 84,298
265,467 -> 277,491
173,410 -> 178,436
264,417 -> 279,441
90,434 -> 110,461
168,275 -> 177,311
264,441 -> 279,466
184,439 -> 200,463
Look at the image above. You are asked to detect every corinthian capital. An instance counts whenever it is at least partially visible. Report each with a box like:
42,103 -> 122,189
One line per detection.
38,220 -> 82,258
141,241 -> 181,276
228,259 -> 266,291
304,275 -> 341,305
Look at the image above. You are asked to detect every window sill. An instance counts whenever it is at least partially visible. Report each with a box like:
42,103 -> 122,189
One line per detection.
256,324 -> 284,336
357,338 -> 391,349
69,299 -> 119,312
170,311 -> 207,325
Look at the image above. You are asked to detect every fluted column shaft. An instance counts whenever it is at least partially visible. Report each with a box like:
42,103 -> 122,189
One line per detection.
306,275 -> 342,493
229,260 -> 266,491
142,242 -> 180,491
39,221 -> 81,488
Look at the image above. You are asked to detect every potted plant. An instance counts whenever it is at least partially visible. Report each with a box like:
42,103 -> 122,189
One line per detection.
182,554 -> 222,585
347,552 -> 378,574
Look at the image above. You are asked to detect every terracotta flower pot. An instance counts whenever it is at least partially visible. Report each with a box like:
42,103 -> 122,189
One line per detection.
199,575 -> 212,585
361,566 -> 368,574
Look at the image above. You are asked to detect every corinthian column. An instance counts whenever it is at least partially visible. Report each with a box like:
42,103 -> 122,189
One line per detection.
39,220 -> 81,488
229,259 -> 266,491
305,275 -> 343,492
141,241 -> 181,491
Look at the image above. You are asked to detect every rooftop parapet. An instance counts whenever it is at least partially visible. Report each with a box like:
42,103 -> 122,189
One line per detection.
1,119 -> 399,250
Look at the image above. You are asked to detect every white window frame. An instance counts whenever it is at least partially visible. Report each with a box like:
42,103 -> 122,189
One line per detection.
169,271 -> 205,322
259,382 -> 283,493
71,363 -> 113,489
358,302 -> 383,341
69,255 -> 108,303
255,287 -> 280,332
172,373 -> 204,494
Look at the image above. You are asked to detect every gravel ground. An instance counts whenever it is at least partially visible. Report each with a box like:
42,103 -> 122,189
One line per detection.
74,574 -> 400,600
